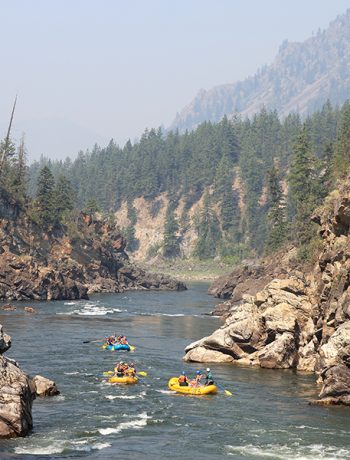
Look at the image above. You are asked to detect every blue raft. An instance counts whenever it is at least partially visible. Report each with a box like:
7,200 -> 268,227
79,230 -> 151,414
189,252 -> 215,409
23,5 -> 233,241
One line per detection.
104,343 -> 131,351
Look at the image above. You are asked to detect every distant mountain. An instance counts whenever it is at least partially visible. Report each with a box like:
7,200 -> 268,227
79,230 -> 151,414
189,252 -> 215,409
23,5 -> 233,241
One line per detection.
170,9 -> 350,132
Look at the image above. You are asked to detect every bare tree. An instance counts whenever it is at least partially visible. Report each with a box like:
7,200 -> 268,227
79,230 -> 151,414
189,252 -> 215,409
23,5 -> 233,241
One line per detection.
0,95 -> 17,176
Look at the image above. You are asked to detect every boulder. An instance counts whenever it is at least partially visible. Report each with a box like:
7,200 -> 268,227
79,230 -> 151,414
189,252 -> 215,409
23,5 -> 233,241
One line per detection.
319,322 -> 350,367
31,375 -> 60,397
0,355 -> 35,438
257,333 -> 297,369
262,303 -> 297,333
0,325 -> 11,353
313,364 -> 350,405
183,346 -> 234,363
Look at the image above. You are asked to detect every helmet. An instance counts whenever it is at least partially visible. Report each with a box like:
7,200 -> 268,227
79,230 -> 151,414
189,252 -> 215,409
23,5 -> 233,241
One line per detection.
206,368 -> 210,372
196,370 -> 201,375
119,361 -> 123,364
182,371 -> 186,375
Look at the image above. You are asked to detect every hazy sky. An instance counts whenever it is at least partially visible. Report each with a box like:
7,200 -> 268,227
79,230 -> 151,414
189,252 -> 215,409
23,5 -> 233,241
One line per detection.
1,0 -> 349,161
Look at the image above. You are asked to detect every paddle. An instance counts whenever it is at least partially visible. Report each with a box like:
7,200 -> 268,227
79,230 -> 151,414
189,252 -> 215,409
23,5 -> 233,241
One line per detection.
216,382 -> 233,396
83,339 -> 104,344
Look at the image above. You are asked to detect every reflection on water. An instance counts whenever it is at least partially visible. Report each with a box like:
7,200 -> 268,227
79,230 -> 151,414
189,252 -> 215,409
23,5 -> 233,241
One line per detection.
0,283 -> 349,459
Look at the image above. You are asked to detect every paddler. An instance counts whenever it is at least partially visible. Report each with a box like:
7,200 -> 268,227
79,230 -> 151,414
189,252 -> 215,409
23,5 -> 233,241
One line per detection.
204,368 -> 214,385
178,371 -> 189,387
194,370 -> 202,387
120,335 -> 128,345
115,361 -> 124,377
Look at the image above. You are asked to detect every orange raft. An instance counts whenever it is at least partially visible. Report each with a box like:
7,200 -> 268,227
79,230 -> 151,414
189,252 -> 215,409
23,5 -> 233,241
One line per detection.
168,377 -> 217,395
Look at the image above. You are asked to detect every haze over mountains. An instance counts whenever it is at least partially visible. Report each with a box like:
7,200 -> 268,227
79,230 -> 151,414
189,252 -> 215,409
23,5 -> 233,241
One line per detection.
170,9 -> 350,132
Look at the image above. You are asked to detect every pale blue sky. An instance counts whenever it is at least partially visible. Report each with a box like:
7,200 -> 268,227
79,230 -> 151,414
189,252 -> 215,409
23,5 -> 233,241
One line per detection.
1,0 -> 349,160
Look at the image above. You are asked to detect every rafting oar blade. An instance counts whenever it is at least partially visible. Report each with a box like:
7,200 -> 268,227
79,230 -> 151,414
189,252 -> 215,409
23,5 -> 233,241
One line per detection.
137,371 -> 147,377
83,339 -> 104,344
130,345 -> 135,351
102,371 -> 114,376
216,382 -> 233,396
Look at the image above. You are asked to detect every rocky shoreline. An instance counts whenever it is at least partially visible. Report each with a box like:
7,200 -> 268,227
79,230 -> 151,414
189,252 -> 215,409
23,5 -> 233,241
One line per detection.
0,325 -> 35,438
0,209 -> 186,302
184,187 -> 350,406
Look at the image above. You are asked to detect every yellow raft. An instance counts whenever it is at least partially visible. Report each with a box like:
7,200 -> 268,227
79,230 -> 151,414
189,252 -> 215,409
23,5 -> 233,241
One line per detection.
168,377 -> 217,395
108,375 -> 138,384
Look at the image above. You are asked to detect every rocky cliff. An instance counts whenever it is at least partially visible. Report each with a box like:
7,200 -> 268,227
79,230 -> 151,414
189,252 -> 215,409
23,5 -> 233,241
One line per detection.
171,9 -> 350,132
0,200 -> 186,301
0,325 -> 35,438
184,185 -> 350,405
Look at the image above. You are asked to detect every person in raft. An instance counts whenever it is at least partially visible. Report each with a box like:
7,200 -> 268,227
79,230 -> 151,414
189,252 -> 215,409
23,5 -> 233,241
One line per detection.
114,361 -> 129,377
178,371 -> 189,386
195,370 -> 202,386
106,335 -> 116,345
204,368 -> 214,386
126,362 -> 136,377
116,335 -> 128,345
189,370 -> 202,387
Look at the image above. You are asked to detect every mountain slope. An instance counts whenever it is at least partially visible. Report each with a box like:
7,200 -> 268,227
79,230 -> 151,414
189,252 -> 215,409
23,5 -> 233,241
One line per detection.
171,9 -> 350,132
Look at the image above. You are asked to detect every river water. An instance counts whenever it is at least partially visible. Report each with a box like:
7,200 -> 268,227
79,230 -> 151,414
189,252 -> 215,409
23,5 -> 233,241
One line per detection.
0,282 -> 349,459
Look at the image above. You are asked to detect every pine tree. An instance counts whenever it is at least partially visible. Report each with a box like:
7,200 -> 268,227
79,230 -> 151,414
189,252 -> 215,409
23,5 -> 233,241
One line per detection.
163,202 -> 179,258
194,193 -> 221,259
265,165 -> 287,252
288,125 -> 319,259
83,198 -> 100,215
332,101 -> 350,178
55,175 -> 75,219
35,166 -> 57,227
125,199 -> 139,252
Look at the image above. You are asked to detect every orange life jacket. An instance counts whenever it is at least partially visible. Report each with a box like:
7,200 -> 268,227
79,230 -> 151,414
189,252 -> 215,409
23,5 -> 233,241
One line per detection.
178,375 -> 187,383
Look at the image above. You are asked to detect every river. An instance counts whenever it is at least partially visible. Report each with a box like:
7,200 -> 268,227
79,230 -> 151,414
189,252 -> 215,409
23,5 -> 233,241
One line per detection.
0,282 -> 349,459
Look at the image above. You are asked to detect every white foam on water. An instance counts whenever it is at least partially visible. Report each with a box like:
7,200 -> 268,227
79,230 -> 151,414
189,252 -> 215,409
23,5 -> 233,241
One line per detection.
155,389 -> 173,394
64,302 -> 77,305
225,443 -> 350,459
94,442 -> 111,450
160,313 -> 185,317
98,412 -> 150,436
53,395 -> 66,401
15,441 -> 65,455
64,371 -> 79,375
105,391 -> 146,400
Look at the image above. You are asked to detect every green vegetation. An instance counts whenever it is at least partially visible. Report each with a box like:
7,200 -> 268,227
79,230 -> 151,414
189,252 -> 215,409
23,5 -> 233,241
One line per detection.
24,100 -> 350,262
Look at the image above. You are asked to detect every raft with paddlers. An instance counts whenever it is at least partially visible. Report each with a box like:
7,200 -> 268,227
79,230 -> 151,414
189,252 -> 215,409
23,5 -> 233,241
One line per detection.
102,334 -> 135,351
103,343 -> 131,351
168,377 -> 217,395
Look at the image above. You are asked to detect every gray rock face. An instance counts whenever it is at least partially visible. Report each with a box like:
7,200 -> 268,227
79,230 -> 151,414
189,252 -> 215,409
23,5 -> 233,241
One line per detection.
0,355 -> 35,438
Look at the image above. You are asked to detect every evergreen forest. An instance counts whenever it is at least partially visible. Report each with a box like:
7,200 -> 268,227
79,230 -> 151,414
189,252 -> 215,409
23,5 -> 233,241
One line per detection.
18,100 -> 350,262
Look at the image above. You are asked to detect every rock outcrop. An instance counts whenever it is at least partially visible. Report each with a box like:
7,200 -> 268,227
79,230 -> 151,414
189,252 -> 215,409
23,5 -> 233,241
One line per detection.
0,327 -> 35,438
208,247 -> 298,316
185,276 -> 317,371
31,375 -> 60,397
184,185 -> 350,405
0,205 -> 186,301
